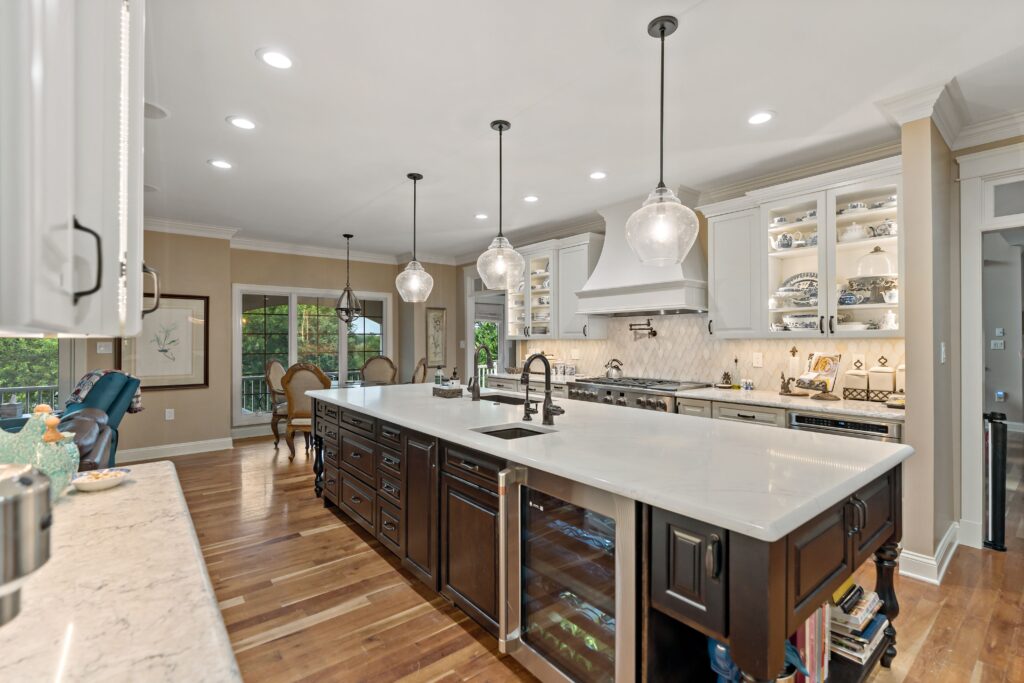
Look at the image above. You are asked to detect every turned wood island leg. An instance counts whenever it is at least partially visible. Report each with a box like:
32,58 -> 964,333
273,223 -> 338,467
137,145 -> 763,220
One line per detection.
874,539 -> 900,667
313,433 -> 324,498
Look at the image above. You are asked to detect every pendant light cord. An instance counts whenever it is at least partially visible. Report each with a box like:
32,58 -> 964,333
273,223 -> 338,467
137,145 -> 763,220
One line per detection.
658,24 -> 666,190
345,237 -> 351,286
412,177 -> 417,260
498,126 -> 504,237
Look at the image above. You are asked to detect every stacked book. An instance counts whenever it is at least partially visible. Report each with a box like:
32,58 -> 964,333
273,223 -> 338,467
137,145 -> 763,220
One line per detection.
829,582 -> 889,665
793,603 -> 829,683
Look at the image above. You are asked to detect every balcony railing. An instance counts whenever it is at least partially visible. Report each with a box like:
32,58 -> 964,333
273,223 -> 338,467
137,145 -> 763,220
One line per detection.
0,384 -> 59,416
240,371 -> 357,414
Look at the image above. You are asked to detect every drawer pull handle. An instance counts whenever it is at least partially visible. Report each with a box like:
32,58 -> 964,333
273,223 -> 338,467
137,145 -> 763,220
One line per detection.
349,451 -> 361,459
736,413 -> 757,420
382,520 -> 397,531
705,534 -> 722,579
350,495 -> 362,504
382,482 -> 398,494
854,498 -> 868,532
382,429 -> 400,440
457,459 -> 480,472
383,456 -> 399,467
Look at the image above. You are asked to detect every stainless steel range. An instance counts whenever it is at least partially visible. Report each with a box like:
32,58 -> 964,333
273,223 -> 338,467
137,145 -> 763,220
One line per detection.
568,377 -> 709,412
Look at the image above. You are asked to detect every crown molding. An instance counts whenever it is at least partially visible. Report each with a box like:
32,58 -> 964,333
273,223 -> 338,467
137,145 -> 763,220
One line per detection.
144,217 -> 238,240
876,80 -> 967,149
954,110 -> 1024,151
229,237 -> 398,265
696,142 -> 902,206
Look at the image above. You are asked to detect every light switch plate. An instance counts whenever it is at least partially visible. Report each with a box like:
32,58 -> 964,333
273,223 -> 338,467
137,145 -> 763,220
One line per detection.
991,339 -> 1006,350
165,408 -> 175,421
996,391 -> 1007,403
752,352 -> 763,368
940,342 -> 947,364
95,341 -> 113,354
996,327 -> 1005,337
570,348 -> 580,360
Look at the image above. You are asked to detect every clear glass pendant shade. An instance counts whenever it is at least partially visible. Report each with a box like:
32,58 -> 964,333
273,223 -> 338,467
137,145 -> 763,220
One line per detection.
625,185 -> 699,266
396,259 -> 434,302
476,235 -> 525,290
335,286 -> 361,324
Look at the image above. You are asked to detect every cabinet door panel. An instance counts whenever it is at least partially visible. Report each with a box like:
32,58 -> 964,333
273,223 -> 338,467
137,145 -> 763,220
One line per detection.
403,432 -> 439,589
708,209 -> 761,338
853,469 -> 899,565
440,474 -> 499,635
340,430 -> 376,484
786,499 -> 854,631
650,508 -> 728,637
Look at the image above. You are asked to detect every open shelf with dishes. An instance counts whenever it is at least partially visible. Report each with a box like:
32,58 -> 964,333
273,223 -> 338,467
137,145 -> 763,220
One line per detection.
508,248 -> 556,340
764,193 -> 827,337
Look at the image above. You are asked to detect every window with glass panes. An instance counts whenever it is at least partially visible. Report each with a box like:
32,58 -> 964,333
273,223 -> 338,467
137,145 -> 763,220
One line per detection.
297,296 -> 340,380
347,298 -> 384,381
240,294 -> 289,413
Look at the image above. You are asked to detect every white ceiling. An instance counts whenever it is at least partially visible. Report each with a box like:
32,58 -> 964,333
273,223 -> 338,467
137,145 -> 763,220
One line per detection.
143,0 -> 1024,259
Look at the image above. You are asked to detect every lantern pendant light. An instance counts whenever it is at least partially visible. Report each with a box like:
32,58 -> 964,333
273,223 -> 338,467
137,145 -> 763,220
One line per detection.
625,15 -> 699,267
476,120 -> 525,290
335,234 -> 363,323
395,172 -> 434,302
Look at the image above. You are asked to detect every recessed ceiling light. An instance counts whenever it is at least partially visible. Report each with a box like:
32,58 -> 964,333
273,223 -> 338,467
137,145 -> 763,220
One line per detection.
226,116 -> 256,130
523,195 -> 539,203
475,213 -> 488,220
208,159 -> 232,169
256,48 -> 292,69
748,111 -> 774,125
589,171 -> 607,180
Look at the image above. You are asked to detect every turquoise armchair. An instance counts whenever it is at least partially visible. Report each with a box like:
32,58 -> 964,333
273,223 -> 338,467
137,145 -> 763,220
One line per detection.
64,372 -> 140,467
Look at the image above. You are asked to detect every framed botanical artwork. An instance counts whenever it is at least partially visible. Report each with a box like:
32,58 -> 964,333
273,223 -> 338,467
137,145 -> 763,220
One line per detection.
122,294 -> 209,390
425,307 -> 446,368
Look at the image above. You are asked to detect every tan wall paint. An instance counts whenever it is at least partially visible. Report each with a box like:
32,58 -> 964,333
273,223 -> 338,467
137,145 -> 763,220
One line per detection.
85,233 -> 233,449
901,119 -> 959,555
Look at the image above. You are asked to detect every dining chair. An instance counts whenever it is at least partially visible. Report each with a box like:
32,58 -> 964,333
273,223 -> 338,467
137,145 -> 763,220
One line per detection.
410,357 -> 428,384
360,355 -> 398,384
264,359 -> 287,447
280,362 -> 330,460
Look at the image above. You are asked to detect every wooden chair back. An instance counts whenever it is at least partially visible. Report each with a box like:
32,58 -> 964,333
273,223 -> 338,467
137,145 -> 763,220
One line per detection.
410,357 -> 428,384
265,359 -> 287,401
360,355 -> 398,384
281,363 -> 330,419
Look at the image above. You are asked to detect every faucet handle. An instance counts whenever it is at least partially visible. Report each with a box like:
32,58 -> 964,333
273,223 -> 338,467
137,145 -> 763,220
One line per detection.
547,403 -> 565,416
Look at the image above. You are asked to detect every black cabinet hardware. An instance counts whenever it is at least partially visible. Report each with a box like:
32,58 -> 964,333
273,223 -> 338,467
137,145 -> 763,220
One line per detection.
73,218 -> 102,304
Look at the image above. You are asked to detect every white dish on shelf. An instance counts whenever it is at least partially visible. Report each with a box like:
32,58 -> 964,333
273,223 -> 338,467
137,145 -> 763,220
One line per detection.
836,322 -> 870,331
770,216 -> 788,227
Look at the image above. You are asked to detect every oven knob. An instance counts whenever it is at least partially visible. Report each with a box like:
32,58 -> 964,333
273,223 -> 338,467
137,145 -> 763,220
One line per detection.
657,400 -> 667,411
616,397 -> 627,406
645,398 -> 657,409
588,391 -> 597,400
602,396 -> 612,404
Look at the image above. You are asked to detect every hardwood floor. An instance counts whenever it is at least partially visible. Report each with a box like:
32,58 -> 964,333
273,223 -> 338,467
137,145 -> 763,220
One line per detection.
174,436 -> 1024,682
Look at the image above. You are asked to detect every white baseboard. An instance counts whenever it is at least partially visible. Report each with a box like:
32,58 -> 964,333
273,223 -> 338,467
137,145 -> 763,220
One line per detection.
958,518 -> 984,549
117,437 -> 234,463
1007,421 -> 1024,433
898,521 -> 959,585
231,424 -> 272,439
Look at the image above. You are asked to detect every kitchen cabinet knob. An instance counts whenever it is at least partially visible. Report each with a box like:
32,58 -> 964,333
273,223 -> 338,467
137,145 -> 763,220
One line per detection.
73,218 -> 103,304
705,534 -> 722,579
141,263 -> 161,315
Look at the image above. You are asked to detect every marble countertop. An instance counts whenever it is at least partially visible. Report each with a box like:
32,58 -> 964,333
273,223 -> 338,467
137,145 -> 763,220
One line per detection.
309,384 -> 912,542
677,387 -> 907,420
0,461 -> 241,682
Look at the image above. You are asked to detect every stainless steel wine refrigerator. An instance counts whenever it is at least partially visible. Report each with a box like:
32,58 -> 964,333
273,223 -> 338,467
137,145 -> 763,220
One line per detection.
498,466 -> 637,682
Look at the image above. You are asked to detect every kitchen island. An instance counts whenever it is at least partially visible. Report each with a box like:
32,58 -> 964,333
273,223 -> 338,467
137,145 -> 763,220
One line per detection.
0,461 -> 240,682
308,383 -> 912,682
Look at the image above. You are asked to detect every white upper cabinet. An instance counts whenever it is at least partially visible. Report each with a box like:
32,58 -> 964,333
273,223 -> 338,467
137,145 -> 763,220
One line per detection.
557,234 -> 607,340
706,209 -> 761,338
0,0 -> 147,336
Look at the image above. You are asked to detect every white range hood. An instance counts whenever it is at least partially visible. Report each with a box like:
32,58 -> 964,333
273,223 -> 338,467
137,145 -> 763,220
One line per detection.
576,195 -> 707,316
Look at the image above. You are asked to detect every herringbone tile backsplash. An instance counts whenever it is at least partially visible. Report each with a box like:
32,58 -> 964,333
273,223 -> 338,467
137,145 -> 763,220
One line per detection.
522,315 -> 905,390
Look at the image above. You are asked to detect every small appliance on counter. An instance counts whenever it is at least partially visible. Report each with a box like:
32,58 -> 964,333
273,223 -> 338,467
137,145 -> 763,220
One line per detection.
0,463 -> 51,626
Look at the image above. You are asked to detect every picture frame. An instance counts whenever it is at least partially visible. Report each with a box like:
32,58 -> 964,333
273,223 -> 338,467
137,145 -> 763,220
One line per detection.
425,307 -> 447,368
121,294 -> 209,390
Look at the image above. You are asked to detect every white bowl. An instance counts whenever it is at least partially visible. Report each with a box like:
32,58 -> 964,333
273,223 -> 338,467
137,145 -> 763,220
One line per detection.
72,467 -> 131,492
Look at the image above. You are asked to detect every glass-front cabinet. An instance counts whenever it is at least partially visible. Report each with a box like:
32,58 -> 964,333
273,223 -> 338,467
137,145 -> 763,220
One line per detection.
508,246 -> 556,340
760,169 -> 902,339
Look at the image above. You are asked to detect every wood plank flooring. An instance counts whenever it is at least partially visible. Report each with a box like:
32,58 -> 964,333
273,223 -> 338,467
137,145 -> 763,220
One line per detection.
173,435 -> 1024,682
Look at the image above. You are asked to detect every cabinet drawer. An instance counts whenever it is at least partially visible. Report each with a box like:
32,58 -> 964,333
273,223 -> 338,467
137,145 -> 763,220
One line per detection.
486,378 -> 520,392
323,465 -> 340,503
315,400 -> 327,418
379,422 -> 403,449
650,507 -> 728,637
378,448 -> 402,477
786,499 -> 855,631
341,410 -> 376,438
323,441 -> 340,468
378,469 -> 402,506
677,398 -> 712,419
712,402 -> 785,427
442,444 -> 503,490
528,382 -> 567,398
378,499 -> 402,555
316,419 -> 340,444
317,402 -> 339,424
341,431 -> 376,483
853,468 -> 900,565
340,475 -> 375,533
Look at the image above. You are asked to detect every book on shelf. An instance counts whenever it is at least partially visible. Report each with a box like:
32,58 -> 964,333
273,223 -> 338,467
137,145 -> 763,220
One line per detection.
830,591 -> 880,631
794,603 -> 830,683
830,615 -> 889,665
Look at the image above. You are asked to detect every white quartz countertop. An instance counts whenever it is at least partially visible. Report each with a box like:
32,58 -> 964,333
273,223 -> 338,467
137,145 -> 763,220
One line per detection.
0,461 -> 241,682
308,384 -> 912,542
677,387 -> 907,420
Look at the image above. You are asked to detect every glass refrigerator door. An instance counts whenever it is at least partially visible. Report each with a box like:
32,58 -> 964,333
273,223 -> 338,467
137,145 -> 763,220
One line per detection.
520,488 -> 617,683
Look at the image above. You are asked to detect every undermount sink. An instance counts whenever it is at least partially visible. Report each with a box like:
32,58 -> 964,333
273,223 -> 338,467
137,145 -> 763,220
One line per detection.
472,423 -> 554,440
483,394 -> 527,406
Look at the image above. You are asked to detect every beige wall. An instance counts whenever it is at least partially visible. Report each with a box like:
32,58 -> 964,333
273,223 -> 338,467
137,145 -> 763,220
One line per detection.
86,237 -> 459,450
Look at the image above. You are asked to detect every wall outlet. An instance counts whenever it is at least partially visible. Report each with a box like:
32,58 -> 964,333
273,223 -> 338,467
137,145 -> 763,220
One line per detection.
995,391 -> 1007,403
991,339 -> 1006,350
752,352 -> 763,368
164,408 -> 175,421
570,348 -> 580,360
459,340 -> 466,349
95,341 -> 113,354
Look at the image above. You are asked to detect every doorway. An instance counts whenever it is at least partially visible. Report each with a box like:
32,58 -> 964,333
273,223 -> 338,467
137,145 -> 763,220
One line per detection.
463,266 -> 513,385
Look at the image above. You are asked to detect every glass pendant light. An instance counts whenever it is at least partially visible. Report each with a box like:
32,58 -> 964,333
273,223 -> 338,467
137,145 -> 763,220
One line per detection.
625,16 -> 699,267
395,172 -> 434,302
335,234 -> 362,323
476,120 -> 525,290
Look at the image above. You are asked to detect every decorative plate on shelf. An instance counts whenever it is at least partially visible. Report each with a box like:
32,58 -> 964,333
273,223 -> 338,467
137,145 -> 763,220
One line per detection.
780,272 -> 818,290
